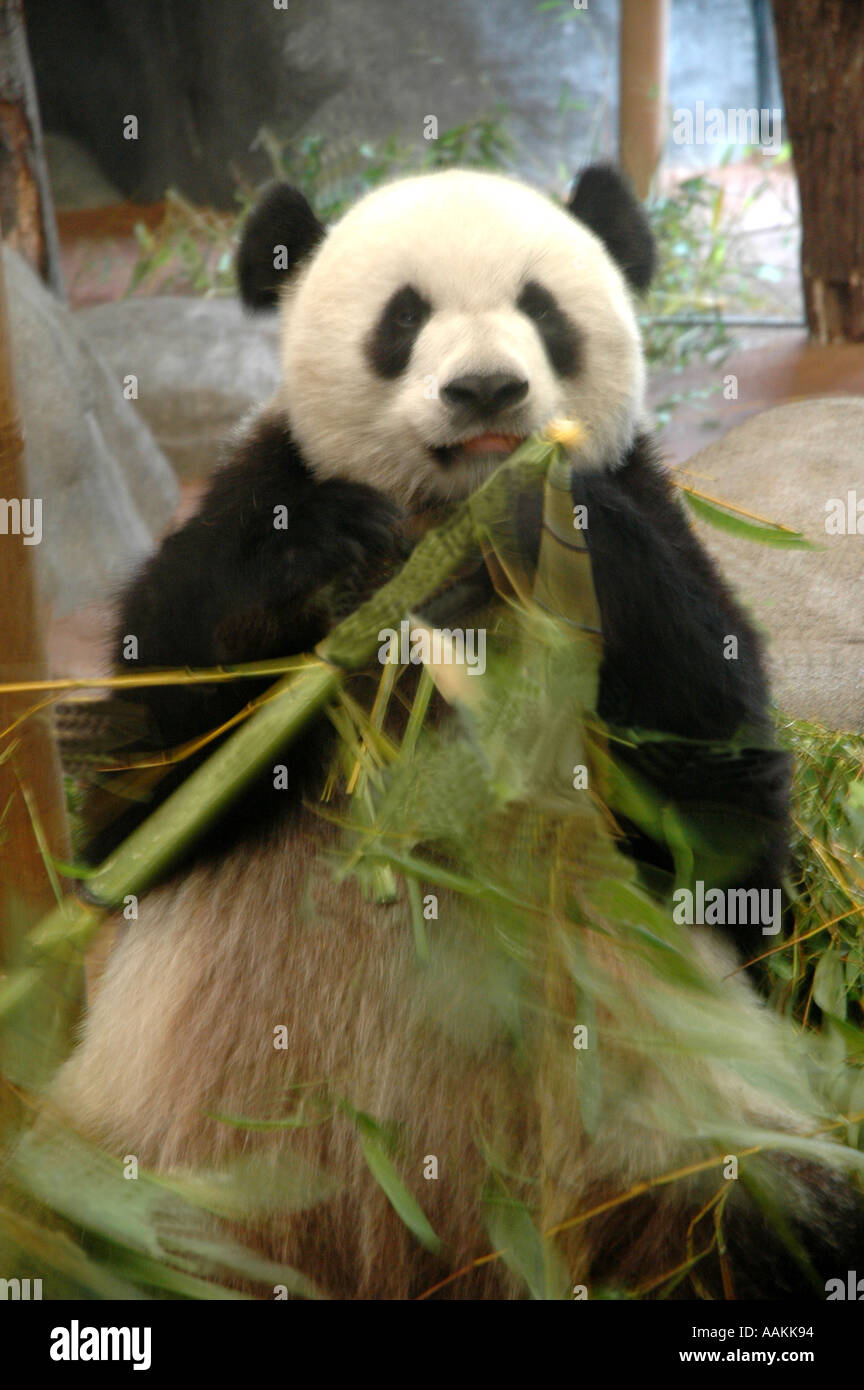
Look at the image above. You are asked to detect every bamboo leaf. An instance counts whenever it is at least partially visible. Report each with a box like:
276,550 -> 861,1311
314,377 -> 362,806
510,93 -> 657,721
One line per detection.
682,490 -> 814,548
351,1111 -> 441,1254
484,1189 -> 568,1300
813,944 -> 847,1019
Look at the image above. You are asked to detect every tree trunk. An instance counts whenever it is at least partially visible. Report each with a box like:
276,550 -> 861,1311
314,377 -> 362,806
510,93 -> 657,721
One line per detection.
0,242 -> 77,1107
0,0 -> 63,296
772,0 -> 864,343
619,0 -> 670,200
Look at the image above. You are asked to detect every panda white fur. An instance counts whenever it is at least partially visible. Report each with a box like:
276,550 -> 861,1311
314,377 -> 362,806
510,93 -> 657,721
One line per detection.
53,164 -> 864,1299
273,168 -> 645,497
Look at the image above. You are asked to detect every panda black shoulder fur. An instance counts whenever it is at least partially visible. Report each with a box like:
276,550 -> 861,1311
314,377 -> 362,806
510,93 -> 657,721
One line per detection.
56,165 -> 864,1299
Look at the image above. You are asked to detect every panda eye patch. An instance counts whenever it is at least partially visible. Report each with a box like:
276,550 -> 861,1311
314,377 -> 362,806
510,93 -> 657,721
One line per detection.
366,285 -> 432,378
517,280 -> 582,377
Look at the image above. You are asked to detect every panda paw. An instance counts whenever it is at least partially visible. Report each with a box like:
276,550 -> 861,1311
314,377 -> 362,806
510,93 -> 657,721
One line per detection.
297,481 -> 412,619
308,480 -> 408,567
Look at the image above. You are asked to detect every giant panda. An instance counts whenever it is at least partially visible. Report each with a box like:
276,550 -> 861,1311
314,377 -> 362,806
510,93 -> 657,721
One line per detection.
51,164 -> 864,1300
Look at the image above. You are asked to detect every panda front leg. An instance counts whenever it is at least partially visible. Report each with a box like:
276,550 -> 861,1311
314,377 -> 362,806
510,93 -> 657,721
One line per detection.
86,412 -> 410,863
568,439 -> 864,1294
569,437 -> 791,960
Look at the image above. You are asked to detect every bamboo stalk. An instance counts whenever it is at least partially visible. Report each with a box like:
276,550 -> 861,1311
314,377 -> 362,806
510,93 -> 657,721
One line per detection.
0,437 -> 563,1016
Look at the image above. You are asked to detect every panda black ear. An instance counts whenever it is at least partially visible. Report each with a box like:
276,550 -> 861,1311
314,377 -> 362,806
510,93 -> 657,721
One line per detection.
236,183 -> 325,312
566,163 -> 656,293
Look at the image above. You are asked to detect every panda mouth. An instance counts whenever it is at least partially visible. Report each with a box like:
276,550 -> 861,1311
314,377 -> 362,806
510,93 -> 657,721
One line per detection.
431,431 -> 526,467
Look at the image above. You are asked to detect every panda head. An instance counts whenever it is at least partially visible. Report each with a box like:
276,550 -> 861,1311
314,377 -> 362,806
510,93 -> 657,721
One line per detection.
238,164 -> 655,506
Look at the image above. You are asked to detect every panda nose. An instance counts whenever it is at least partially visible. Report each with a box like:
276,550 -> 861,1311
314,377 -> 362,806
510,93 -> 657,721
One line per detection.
441,372 -> 529,418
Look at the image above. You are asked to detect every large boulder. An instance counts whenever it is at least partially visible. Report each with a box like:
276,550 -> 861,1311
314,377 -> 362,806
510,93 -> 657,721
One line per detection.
4,248 -> 178,616
678,398 -> 864,731
77,297 -> 282,477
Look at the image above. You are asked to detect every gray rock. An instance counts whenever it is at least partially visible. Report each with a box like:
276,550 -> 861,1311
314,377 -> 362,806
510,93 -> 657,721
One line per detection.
4,247 -> 178,616
77,297 -> 283,478
678,398 -> 864,731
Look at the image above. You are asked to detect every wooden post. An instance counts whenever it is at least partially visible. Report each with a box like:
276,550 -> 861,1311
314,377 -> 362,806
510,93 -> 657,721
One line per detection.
619,0 -> 670,199
0,236 -> 76,1107
0,0 -> 63,297
772,0 -> 864,343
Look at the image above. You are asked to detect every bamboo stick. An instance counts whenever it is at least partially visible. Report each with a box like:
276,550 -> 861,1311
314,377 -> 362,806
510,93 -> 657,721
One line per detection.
0,437 -> 560,1015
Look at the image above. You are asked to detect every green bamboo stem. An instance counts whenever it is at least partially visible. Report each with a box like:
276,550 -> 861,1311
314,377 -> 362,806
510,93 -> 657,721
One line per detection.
74,663 -> 339,912
2,439 -> 562,1012
11,662 -> 340,992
